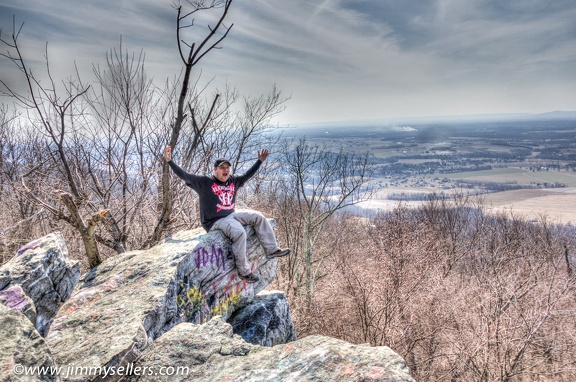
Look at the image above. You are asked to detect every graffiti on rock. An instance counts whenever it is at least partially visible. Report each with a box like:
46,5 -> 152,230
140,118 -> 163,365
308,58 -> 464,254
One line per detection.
193,244 -> 230,270
177,283 -> 245,324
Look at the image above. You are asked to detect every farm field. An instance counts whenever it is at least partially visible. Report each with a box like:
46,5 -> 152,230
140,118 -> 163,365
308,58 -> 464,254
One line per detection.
360,168 -> 576,224
438,168 -> 576,222
480,187 -> 576,223
361,184 -> 576,223
442,167 -> 576,187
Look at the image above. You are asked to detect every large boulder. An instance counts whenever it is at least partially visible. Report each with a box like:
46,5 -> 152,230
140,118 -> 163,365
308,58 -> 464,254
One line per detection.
46,225 -> 278,380
124,316 -> 415,382
228,290 -> 296,346
0,232 -> 80,336
0,304 -> 60,382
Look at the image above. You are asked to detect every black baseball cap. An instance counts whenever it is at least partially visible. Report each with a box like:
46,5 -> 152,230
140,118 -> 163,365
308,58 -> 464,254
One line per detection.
214,158 -> 232,168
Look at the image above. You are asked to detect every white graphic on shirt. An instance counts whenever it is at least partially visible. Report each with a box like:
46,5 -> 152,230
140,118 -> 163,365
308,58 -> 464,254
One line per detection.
212,183 -> 235,212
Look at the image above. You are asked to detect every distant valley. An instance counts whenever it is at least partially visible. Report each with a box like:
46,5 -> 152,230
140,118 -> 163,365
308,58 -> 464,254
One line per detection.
280,114 -> 576,223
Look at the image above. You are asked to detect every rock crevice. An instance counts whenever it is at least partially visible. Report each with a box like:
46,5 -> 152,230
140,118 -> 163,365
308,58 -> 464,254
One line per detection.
0,232 -> 80,335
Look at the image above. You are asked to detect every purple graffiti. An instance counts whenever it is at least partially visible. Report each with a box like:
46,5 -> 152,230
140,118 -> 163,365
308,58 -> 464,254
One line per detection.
16,239 -> 41,256
193,244 -> 229,270
0,287 -> 30,312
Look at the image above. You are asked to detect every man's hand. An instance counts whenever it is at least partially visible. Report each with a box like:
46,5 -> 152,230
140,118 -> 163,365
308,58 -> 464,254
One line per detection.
164,146 -> 172,162
258,149 -> 269,162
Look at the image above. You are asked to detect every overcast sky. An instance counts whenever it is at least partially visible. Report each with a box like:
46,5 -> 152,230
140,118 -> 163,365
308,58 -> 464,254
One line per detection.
1,0 -> 575,125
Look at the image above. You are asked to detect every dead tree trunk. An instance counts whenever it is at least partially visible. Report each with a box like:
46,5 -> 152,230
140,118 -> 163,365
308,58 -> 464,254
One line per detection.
145,0 -> 234,247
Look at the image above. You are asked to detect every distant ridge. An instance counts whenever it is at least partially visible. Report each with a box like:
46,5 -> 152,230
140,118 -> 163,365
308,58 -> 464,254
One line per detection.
533,110 -> 576,119
290,111 -> 576,128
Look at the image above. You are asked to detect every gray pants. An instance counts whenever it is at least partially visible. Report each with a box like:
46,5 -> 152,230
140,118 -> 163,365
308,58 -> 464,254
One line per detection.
210,210 -> 280,275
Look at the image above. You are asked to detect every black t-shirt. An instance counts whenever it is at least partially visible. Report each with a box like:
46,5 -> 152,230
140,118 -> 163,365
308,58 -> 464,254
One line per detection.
168,159 -> 262,231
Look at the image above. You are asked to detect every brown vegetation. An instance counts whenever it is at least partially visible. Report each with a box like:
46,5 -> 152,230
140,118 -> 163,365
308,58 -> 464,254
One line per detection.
262,193 -> 576,381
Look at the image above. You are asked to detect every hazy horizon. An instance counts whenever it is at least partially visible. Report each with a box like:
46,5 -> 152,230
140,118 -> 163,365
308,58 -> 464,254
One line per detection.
281,110 -> 576,128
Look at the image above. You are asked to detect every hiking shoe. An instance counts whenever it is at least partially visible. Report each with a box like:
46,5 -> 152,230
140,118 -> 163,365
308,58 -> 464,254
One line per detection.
267,248 -> 291,259
239,272 -> 260,283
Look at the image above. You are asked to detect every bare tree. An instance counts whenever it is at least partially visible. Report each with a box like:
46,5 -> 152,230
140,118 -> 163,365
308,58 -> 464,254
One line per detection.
75,42 -> 171,254
0,20 -> 105,267
308,197 -> 576,381
0,106 -> 48,261
148,0 -> 234,247
420,192 -> 486,276
278,138 -> 374,311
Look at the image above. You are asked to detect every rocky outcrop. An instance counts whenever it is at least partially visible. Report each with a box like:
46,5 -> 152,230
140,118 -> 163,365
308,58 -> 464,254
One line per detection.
0,226 -> 414,381
0,304 -> 60,382
46,226 -> 279,379
228,289 -> 296,346
0,232 -> 80,335
124,316 -> 415,382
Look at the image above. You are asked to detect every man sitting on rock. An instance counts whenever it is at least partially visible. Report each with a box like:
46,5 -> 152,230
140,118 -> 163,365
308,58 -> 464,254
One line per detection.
164,146 -> 290,283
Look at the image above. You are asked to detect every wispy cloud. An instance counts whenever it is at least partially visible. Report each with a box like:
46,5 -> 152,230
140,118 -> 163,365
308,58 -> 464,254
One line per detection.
1,0 -> 575,123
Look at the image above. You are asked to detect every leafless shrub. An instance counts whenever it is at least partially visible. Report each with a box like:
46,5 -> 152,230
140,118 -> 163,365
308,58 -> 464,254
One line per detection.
279,194 -> 576,381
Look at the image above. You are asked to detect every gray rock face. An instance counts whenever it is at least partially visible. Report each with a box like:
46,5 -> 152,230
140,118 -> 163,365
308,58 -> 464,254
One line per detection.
0,304 -> 60,382
0,232 -> 80,336
228,289 -> 296,346
124,316 -> 415,382
2,226 -> 414,382
46,226 -> 278,379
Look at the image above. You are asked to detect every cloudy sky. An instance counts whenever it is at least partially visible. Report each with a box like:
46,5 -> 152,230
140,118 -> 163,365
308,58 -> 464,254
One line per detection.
1,0 -> 575,125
